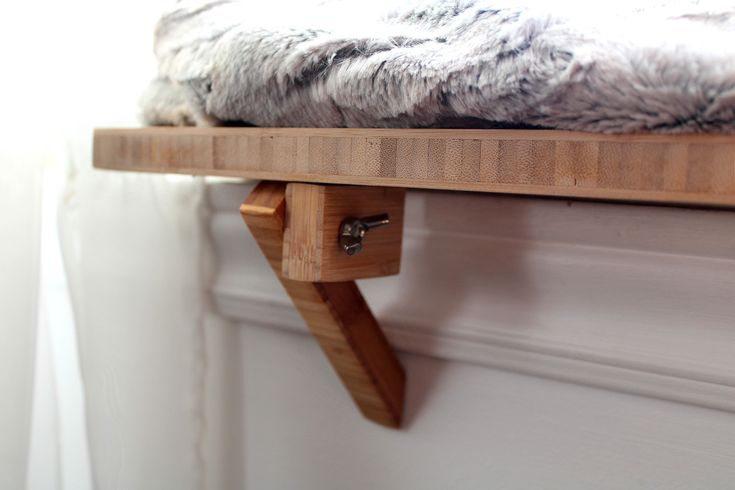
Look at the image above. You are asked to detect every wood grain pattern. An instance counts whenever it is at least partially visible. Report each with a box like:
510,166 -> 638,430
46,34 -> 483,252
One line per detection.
282,183 -> 404,282
241,181 -> 405,428
94,127 -> 735,207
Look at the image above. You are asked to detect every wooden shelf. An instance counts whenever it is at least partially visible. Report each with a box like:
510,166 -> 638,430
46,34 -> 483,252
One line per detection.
94,127 -> 735,207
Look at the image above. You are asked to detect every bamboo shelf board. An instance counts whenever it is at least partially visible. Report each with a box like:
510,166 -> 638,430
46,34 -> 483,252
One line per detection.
93,127 -> 735,207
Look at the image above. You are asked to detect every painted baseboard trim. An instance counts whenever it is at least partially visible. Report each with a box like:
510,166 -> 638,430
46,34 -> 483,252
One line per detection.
208,181 -> 735,412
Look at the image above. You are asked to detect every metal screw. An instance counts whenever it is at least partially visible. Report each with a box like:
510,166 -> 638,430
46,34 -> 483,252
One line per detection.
339,214 -> 390,255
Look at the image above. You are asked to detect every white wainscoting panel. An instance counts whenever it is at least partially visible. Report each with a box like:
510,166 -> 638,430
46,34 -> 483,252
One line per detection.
233,322 -> 735,489
208,182 -> 735,412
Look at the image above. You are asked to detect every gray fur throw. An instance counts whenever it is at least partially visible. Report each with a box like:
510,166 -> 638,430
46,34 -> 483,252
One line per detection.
143,0 -> 735,133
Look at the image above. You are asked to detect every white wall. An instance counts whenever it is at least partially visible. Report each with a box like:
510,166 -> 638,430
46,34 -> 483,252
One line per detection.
208,181 -> 735,489
234,322 -> 735,489
211,182 -> 735,413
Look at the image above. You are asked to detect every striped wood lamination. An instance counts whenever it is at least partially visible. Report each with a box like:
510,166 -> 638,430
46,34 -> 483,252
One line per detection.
240,181 -> 405,428
94,127 -> 735,206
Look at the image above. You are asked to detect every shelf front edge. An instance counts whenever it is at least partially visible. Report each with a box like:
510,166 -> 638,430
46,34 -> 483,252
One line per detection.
93,127 -> 735,207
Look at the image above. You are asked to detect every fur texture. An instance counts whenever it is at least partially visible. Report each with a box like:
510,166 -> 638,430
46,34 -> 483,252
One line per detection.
143,0 -> 735,133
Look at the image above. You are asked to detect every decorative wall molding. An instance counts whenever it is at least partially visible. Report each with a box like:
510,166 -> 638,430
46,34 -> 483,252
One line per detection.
208,181 -> 735,412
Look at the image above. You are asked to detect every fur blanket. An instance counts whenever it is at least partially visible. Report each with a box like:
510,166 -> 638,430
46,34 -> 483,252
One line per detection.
142,0 -> 735,133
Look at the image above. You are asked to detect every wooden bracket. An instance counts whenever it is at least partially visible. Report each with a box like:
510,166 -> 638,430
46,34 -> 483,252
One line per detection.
240,181 -> 406,428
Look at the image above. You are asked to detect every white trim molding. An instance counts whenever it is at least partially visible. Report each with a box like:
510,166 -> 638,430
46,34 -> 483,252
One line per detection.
208,181 -> 735,412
